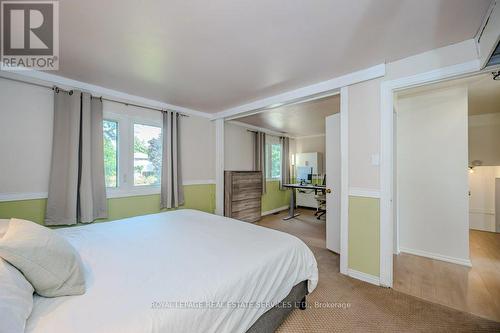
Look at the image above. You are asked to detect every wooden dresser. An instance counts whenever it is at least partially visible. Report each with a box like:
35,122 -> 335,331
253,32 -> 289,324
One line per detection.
224,171 -> 262,223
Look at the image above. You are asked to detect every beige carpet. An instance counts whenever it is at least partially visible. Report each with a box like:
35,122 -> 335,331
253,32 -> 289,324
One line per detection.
257,209 -> 500,333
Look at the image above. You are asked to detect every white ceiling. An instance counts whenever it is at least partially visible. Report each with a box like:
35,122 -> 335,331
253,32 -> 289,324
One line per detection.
235,94 -> 340,137
56,0 -> 491,113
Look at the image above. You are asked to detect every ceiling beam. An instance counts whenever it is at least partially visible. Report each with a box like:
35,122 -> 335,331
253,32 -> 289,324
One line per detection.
213,63 -> 386,120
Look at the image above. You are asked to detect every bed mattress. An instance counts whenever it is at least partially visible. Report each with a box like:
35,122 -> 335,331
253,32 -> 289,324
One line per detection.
25,209 -> 318,333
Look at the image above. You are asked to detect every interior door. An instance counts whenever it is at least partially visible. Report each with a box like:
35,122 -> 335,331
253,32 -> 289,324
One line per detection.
326,113 -> 341,253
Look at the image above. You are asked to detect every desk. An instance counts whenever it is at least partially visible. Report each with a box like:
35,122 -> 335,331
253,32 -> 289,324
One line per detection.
282,183 -> 328,220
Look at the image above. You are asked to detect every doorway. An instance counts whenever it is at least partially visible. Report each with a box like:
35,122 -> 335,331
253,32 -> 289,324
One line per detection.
223,93 -> 343,258
392,73 -> 500,321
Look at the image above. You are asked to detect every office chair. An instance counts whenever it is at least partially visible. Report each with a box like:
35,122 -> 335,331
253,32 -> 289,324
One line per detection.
314,175 -> 326,220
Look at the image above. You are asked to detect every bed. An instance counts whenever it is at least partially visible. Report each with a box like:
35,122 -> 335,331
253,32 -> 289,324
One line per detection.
25,209 -> 318,333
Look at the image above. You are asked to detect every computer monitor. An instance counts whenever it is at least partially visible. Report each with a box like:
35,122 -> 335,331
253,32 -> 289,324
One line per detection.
297,166 -> 313,183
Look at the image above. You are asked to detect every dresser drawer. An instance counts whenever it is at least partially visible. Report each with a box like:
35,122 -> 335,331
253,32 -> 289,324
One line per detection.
232,207 -> 262,223
232,181 -> 262,191
224,171 -> 263,223
231,198 -> 261,212
232,188 -> 262,201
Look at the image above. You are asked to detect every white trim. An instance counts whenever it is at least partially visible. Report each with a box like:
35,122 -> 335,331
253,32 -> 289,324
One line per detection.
348,187 -> 381,198
339,86 -> 349,276
399,247 -> 472,267
292,133 -> 326,140
0,181 -> 216,202
261,206 -> 289,216
106,187 -> 160,199
347,269 -> 380,286
379,59 -> 482,288
476,0 -> 500,69
383,60 -> 480,92
0,70 -> 211,119
469,208 -> 495,215
215,119 -> 225,215
266,178 -> 282,182
182,179 -> 216,186
228,120 -> 289,137
474,0 -> 497,45
214,64 -> 385,120
223,91 -> 341,122
0,192 -> 48,202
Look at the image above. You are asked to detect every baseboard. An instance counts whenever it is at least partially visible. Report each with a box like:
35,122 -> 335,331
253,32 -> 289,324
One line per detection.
347,269 -> 380,286
261,206 -> 289,216
399,247 -> 472,267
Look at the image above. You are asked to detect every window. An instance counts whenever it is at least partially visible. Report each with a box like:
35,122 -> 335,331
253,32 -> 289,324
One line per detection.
103,120 -> 118,188
133,124 -> 162,186
266,143 -> 282,179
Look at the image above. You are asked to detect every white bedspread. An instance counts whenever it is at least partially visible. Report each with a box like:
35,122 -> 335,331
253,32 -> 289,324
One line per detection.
25,209 -> 318,333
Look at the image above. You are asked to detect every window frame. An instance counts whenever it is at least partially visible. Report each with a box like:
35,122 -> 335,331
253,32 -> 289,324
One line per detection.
103,118 -> 120,189
265,142 -> 282,180
103,110 -> 163,199
131,121 -> 163,188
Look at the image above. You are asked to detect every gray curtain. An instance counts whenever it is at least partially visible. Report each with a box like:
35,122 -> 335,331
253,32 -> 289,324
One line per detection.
254,132 -> 266,194
160,110 -> 184,209
45,90 -> 107,225
280,136 -> 290,190
79,94 -> 108,222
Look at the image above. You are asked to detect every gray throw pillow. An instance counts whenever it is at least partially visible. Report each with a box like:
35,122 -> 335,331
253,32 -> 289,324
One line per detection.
0,218 -> 86,297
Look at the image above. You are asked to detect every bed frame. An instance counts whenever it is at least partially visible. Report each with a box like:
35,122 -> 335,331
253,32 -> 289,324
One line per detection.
246,281 -> 308,333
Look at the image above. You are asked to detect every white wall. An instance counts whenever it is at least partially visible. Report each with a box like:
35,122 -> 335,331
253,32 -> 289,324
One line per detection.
346,40 -> 479,195
396,85 -> 470,264
469,113 -> 500,166
224,122 -> 254,171
0,78 -> 215,198
348,78 -> 381,191
295,135 -> 325,171
469,166 -> 500,232
0,79 -> 54,195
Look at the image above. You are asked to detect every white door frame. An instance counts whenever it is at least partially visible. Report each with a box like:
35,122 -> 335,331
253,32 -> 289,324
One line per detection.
216,86 -> 351,276
339,86 -> 349,274
221,88 -> 350,274
379,60 -> 482,287
214,64 -> 385,279
215,119 -> 225,215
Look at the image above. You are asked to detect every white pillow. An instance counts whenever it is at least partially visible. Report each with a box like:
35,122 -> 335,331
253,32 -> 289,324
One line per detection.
0,218 -> 86,297
0,258 -> 34,333
0,219 -> 9,238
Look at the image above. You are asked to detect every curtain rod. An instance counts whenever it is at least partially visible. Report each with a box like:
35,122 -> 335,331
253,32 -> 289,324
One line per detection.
0,75 -> 189,117
246,129 -> 287,138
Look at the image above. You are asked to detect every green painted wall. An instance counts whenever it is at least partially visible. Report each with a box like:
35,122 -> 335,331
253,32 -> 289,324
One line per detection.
261,180 -> 290,213
0,181 -> 290,225
348,196 -> 380,277
0,184 -> 215,225
0,198 -> 47,224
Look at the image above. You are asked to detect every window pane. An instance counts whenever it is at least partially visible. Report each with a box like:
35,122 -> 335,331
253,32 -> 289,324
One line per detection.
134,124 -> 162,186
103,120 -> 118,188
271,144 -> 281,178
